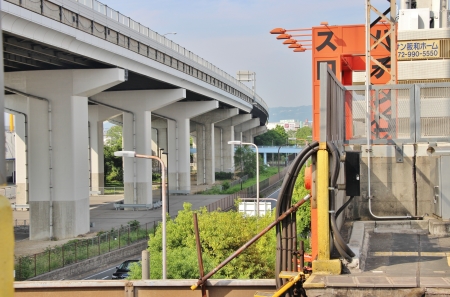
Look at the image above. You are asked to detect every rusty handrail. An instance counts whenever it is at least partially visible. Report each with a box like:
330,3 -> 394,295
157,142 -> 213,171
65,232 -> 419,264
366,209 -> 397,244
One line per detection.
190,194 -> 311,290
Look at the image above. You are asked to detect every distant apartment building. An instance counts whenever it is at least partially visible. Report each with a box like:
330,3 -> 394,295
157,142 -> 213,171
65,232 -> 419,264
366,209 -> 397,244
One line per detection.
267,119 -> 312,131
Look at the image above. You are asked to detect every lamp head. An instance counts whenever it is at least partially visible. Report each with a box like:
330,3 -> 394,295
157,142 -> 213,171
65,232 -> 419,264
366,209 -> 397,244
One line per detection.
114,151 -> 136,158
283,39 -> 297,45
270,28 -> 286,34
276,34 -> 291,40
228,141 -> 242,145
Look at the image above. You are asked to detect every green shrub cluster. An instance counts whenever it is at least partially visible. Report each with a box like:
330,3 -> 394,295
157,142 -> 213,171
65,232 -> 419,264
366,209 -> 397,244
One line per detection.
215,172 -> 233,180
129,202 -> 277,280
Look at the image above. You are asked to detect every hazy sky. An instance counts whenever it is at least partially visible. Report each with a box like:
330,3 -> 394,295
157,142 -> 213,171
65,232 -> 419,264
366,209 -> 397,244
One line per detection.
99,0 -> 388,108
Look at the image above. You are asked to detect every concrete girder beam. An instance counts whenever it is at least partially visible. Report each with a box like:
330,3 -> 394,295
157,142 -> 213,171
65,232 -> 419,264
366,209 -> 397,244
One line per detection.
215,114 -> 252,128
155,101 -> 219,193
5,68 -> 126,240
215,114 -> 252,171
192,108 -> 239,185
92,89 -> 186,205
234,118 -> 260,142
243,125 -> 267,143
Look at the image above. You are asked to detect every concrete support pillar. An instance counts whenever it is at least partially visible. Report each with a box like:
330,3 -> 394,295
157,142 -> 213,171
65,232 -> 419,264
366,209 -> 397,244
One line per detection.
5,68 -> 126,240
6,94 -> 30,206
216,114 -> 252,172
151,118 -> 168,198
155,101 -> 219,193
192,108 -> 238,185
14,114 -> 27,204
92,89 -> 186,205
214,126 -> 224,172
195,123 -> 206,185
234,118 -> 260,143
263,153 -> 267,165
88,105 -> 121,194
243,126 -> 267,144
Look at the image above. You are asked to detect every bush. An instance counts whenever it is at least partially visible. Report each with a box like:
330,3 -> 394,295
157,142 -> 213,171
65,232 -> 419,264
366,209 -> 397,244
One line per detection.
152,173 -> 161,182
128,220 -> 140,230
215,172 -> 233,180
222,181 -> 230,191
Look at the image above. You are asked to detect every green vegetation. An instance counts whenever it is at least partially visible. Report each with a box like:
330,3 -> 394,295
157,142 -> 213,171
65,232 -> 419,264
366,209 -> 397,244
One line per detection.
104,125 -> 123,183
105,180 -> 124,187
215,172 -> 233,180
233,145 -> 267,178
295,126 -> 312,146
129,202 -> 277,280
254,125 -> 288,146
202,167 -> 278,195
127,164 -> 312,280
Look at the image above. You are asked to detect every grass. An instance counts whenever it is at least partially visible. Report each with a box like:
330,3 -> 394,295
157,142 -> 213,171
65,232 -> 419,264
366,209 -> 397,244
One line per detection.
202,167 -> 281,195
105,181 -> 124,187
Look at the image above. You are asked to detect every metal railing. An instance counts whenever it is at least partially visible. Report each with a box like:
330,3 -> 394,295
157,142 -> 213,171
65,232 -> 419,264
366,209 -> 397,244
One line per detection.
89,187 -> 124,195
337,80 -> 450,144
3,0 -> 268,114
0,186 -> 16,199
15,168 -> 290,280
14,219 -> 29,226
14,221 -> 159,280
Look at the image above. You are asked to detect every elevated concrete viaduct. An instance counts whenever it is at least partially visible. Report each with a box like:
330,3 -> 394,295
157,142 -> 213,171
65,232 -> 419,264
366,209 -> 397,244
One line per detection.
1,0 -> 269,240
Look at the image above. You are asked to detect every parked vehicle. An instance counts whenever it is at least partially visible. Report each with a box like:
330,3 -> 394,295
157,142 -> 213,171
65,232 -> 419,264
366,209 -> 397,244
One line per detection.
111,260 -> 139,279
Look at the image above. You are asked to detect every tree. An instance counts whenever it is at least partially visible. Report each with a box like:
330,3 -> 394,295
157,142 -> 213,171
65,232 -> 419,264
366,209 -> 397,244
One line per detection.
254,125 -> 288,146
129,203 -> 277,280
104,125 -> 123,183
233,145 -> 265,178
295,127 -> 312,146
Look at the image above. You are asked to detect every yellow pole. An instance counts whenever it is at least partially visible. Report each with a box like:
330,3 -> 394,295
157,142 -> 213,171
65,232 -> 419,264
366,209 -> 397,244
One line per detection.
9,114 -> 14,132
0,195 -> 14,296
317,142 -> 330,260
312,142 -> 341,274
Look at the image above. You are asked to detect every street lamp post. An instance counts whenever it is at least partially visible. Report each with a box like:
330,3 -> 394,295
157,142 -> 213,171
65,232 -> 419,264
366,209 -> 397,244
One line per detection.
159,148 -> 164,206
114,151 -> 167,279
228,140 -> 259,216
162,151 -> 169,215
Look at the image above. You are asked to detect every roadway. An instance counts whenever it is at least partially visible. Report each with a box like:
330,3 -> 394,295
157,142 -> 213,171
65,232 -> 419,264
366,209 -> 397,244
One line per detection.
81,258 -> 141,280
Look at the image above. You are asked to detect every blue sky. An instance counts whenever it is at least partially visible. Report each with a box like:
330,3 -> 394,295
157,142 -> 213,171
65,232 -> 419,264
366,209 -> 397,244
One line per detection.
3,0 -> 389,128
100,0 -> 388,108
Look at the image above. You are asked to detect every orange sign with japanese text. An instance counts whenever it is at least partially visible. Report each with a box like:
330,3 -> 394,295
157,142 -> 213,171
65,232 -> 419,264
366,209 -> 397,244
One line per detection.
312,24 -> 394,140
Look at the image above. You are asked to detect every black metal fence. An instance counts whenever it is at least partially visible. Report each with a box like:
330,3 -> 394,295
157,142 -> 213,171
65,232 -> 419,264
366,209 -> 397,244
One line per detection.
14,221 -> 160,281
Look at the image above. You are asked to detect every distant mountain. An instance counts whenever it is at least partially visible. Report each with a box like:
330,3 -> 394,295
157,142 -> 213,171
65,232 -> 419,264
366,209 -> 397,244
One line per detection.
268,106 -> 312,123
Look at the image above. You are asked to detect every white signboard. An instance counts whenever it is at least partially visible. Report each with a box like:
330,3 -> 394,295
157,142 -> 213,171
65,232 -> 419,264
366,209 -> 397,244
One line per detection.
397,40 -> 440,60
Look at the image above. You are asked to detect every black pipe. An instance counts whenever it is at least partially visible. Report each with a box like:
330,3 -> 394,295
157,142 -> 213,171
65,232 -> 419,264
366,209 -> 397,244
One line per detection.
330,212 -> 355,258
336,196 -> 355,219
275,142 -> 319,290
